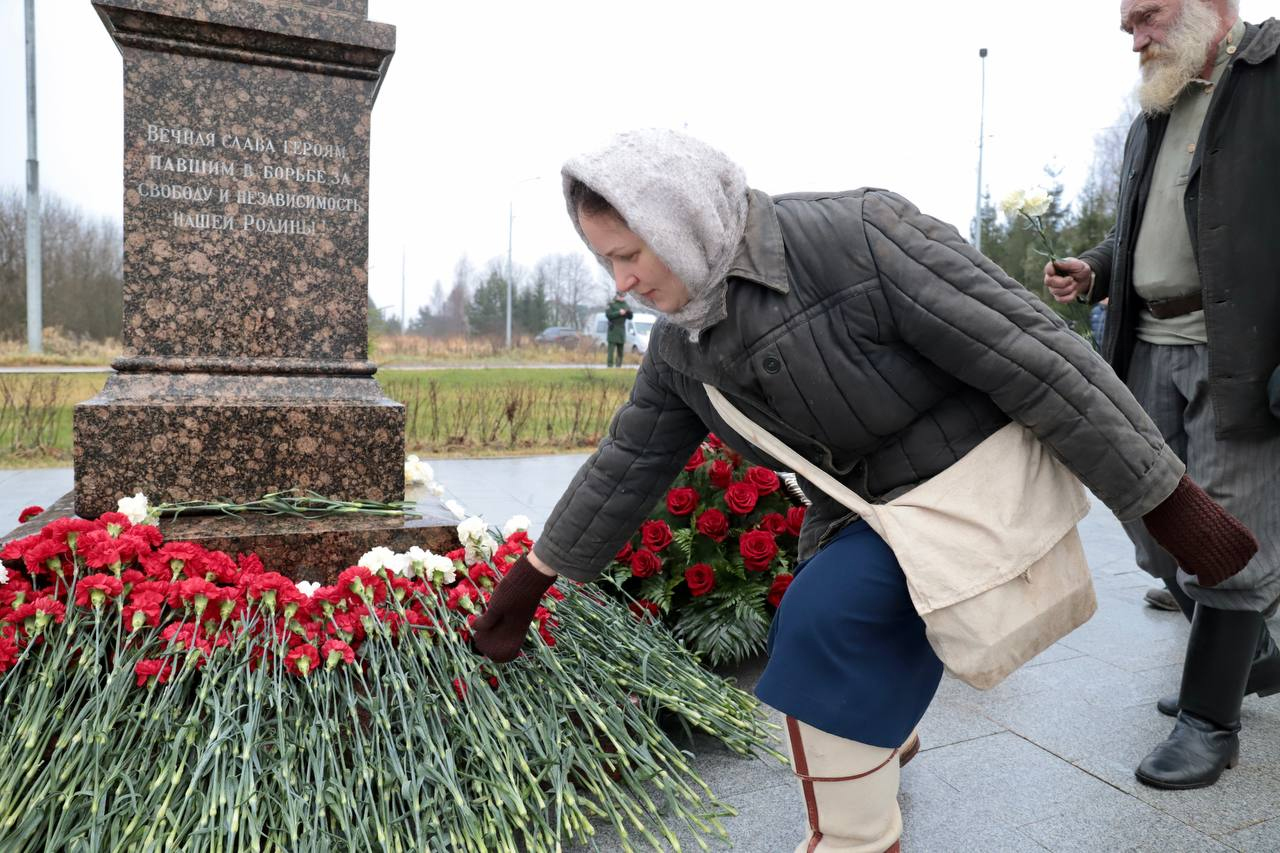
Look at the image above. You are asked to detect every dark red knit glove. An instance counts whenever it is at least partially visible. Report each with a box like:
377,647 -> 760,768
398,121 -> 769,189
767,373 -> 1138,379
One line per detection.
1142,475 -> 1259,587
472,555 -> 556,662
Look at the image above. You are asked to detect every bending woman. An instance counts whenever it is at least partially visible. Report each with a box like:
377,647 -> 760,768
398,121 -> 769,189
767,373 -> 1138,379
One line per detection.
473,129 -> 1256,853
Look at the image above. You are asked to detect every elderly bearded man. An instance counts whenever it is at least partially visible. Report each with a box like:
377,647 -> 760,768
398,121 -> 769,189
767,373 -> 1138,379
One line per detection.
1046,0 -> 1280,789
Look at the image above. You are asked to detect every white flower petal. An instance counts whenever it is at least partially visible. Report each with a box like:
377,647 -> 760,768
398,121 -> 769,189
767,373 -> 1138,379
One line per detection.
117,492 -> 151,525
445,499 -> 468,521
358,546 -> 396,571
0,565 -> 9,585
502,515 -> 531,539
295,580 -> 320,597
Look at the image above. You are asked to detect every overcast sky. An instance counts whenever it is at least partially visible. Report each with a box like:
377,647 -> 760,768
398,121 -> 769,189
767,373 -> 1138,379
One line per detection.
2,0 -> 1278,326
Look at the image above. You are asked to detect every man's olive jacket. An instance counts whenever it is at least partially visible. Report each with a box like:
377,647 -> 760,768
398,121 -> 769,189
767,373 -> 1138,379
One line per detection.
1081,18 -> 1280,438
535,189 -> 1184,581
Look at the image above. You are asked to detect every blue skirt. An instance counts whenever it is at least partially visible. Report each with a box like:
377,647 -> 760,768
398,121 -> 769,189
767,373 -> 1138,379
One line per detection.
755,519 -> 944,748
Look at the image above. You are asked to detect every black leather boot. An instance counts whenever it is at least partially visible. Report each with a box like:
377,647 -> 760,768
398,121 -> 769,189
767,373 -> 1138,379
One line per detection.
1136,606 -> 1260,789
1154,576 -> 1280,716
1158,623 -> 1280,716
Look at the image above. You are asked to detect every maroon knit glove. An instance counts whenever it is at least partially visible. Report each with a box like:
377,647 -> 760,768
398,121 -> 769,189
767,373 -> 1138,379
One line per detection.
1142,475 -> 1259,587
472,555 -> 556,662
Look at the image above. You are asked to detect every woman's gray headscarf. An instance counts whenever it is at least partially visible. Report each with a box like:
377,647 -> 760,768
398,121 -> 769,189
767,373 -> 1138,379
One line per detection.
562,129 -> 750,338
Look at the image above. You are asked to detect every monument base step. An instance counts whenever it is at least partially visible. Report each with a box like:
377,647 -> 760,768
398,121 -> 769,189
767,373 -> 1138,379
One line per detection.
3,491 -> 458,583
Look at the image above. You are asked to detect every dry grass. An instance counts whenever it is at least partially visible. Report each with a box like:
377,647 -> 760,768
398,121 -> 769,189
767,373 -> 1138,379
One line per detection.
373,334 -> 642,366
0,329 -> 122,366
0,368 -> 636,468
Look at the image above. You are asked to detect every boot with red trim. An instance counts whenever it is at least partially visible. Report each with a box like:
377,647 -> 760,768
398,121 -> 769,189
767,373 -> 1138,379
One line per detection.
784,715 -> 903,853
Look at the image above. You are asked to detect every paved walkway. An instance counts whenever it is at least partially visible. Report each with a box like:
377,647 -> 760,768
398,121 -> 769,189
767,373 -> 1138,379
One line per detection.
3,460 -> 1279,851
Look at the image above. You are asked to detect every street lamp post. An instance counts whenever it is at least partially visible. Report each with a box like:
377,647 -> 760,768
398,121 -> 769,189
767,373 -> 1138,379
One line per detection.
506,176 -> 542,349
25,0 -> 42,354
974,47 -> 988,253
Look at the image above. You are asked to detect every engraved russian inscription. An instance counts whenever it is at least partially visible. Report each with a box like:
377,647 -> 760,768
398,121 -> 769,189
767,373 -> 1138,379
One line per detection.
137,122 -> 360,237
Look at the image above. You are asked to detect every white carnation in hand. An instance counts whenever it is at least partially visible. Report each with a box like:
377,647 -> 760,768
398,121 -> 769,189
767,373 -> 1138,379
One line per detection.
1022,189 -> 1051,217
117,493 -> 151,525
999,189 -> 1026,218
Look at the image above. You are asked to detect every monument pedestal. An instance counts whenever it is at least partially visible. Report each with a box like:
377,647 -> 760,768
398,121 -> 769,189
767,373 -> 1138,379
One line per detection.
74,370 -> 404,518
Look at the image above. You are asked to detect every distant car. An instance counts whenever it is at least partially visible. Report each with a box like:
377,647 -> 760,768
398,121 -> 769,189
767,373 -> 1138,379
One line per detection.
585,311 -> 658,354
534,326 -> 582,347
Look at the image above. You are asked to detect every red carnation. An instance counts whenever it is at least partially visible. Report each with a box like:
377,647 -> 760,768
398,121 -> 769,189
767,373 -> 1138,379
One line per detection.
706,434 -> 724,450
666,487 -> 698,517
740,530 -> 778,572
286,643 -> 321,676
321,639 -> 356,668
640,520 -> 673,552
684,446 -> 706,471
745,467 -> 781,496
630,548 -> 662,579
767,573 -> 794,608
628,599 -> 660,621
134,658 -> 173,687
786,506 -> 806,536
17,506 -> 43,524
759,512 -> 789,536
614,541 -> 634,564
708,459 -> 734,489
74,574 -> 125,608
695,508 -> 730,543
684,563 -> 716,597
724,482 -> 759,516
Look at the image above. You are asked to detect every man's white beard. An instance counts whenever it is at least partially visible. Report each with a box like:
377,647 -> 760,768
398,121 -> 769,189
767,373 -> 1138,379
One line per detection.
1137,0 -> 1223,114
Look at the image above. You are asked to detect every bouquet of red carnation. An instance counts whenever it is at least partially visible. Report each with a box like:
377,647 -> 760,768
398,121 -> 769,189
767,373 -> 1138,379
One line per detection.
604,434 -> 804,666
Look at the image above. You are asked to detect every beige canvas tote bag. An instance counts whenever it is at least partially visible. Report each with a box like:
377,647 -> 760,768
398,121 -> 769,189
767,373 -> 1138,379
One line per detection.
704,384 -> 1097,690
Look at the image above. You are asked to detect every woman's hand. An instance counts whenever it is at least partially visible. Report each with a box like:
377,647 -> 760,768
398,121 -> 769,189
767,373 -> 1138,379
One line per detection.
1142,475 -> 1258,587
472,554 -> 557,662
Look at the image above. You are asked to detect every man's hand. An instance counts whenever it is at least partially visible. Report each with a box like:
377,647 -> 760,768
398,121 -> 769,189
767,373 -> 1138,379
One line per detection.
1142,475 -> 1259,587
472,554 -> 557,662
1043,257 -> 1093,304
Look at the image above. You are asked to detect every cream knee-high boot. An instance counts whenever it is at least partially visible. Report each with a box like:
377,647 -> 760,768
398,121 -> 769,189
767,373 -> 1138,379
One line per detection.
785,716 -> 903,853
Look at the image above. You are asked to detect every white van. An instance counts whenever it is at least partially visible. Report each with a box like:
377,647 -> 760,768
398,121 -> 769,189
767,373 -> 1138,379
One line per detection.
586,311 -> 658,354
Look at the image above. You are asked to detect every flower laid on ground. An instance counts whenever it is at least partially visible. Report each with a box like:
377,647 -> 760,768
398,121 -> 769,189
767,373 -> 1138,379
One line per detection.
403,454 -> 446,497
116,492 -> 152,525
603,433 -> 803,666
17,506 -> 43,524
0,505 -> 779,851
1001,186 -> 1061,263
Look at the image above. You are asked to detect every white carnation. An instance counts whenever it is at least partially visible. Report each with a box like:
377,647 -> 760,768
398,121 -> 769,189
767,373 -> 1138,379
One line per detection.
1022,189 -> 1051,217
457,516 -> 498,565
428,483 -> 445,497
295,580 -> 320,597
445,499 -> 468,521
502,515 -> 531,539
999,189 -> 1026,218
358,546 -> 396,571
405,545 -> 429,567
0,565 -> 9,585
425,552 -> 457,585
117,492 -> 151,525
385,552 -> 413,577
404,454 -> 435,486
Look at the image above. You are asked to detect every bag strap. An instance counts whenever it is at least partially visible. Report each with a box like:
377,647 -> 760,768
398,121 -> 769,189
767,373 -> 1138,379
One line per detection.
703,384 -> 878,521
